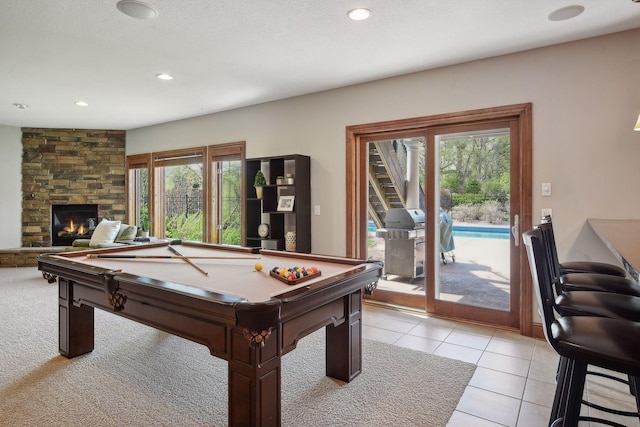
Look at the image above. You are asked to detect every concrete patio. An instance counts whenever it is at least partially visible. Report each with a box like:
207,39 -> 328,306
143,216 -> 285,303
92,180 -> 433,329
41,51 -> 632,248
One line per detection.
369,233 -> 511,311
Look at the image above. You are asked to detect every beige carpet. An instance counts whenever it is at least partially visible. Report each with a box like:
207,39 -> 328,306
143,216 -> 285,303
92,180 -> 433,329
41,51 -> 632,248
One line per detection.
0,267 -> 475,426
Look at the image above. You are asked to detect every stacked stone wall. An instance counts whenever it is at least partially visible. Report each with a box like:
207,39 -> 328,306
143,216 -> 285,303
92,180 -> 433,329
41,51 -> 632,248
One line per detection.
21,128 -> 126,247
0,247 -> 66,267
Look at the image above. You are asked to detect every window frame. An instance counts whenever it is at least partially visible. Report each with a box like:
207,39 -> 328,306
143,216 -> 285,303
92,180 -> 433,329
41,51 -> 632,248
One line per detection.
125,153 -> 152,232
126,142 -> 245,243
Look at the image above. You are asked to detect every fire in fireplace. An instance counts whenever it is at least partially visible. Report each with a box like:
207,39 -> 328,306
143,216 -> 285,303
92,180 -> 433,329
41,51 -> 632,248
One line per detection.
51,204 -> 99,246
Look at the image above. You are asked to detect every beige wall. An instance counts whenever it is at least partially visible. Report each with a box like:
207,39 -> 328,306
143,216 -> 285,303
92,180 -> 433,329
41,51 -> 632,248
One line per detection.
2,29 -> 639,263
0,125 -> 23,247
127,29 -> 640,263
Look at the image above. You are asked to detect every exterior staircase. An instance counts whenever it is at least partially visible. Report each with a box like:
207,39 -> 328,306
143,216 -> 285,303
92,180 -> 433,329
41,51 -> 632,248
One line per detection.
368,141 -> 406,228
368,140 -> 427,228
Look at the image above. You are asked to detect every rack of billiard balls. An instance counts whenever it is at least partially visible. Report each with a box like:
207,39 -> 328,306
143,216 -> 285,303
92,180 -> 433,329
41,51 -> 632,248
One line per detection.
269,266 -> 321,285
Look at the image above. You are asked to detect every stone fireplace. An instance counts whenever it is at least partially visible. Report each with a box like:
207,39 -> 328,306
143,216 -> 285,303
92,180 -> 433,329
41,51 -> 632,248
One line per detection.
21,128 -> 126,247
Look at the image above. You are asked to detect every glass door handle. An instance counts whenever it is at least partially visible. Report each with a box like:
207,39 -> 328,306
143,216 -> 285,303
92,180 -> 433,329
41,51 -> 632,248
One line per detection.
511,214 -> 519,247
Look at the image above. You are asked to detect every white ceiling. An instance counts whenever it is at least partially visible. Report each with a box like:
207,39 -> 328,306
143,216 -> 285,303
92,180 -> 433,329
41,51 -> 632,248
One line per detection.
2,1 -> 640,131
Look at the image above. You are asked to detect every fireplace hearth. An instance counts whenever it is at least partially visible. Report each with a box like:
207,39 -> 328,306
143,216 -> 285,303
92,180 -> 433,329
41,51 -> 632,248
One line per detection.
51,204 -> 99,246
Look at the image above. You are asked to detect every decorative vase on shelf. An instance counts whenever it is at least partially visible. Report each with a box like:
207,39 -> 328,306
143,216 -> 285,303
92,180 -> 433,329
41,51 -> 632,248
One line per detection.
255,186 -> 263,199
285,231 -> 296,252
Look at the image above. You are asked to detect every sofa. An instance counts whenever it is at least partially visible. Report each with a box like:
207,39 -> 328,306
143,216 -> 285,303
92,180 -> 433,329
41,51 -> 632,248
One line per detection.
67,219 -> 139,251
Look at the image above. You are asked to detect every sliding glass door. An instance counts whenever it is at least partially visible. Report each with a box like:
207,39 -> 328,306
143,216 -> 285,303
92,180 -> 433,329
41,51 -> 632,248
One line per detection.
348,103 -> 532,332
426,121 -> 520,328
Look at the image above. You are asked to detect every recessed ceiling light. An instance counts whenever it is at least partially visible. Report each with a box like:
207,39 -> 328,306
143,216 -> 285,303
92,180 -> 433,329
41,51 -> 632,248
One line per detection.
117,0 -> 158,19
75,101 -> 89,107
548,5 -> 585,21
12,103 -> 29,110
347,8 -> 371,21
156,73 -> 174,80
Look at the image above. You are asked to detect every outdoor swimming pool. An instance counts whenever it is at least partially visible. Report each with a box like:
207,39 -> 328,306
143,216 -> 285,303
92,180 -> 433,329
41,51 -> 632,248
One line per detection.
369,221 -> 510,240
452,225 -> 510,240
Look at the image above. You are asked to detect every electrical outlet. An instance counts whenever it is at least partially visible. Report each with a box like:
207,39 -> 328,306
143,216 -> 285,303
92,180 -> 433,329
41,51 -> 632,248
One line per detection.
542,208 -> 552,218
314,205 -> 321,216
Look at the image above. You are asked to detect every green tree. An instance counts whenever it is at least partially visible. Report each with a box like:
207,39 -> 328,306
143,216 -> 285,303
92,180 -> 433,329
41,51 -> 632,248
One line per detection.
441,170 -> 462,193
219,160 -> 242,245
166,165 -> 202,196
440,134 -> 510,196
439,133 -> 510,220
465,177 -> 481,194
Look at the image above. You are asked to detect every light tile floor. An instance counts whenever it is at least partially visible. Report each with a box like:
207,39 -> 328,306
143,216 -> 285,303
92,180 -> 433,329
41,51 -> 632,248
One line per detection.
362,303 -> 640,426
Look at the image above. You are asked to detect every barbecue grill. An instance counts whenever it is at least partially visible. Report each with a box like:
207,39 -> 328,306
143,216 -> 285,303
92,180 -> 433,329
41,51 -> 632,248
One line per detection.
375,208 -> 425,280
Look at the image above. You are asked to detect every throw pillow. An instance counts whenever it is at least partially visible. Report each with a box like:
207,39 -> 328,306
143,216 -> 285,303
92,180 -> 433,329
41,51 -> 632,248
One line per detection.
89,219 -> 122,247
115,225 -> 138,242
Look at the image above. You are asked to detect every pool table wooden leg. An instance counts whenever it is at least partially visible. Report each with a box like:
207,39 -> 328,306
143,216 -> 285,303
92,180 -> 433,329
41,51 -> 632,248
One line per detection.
228,327 -> 281,427
58,278 -> 95,358
326,289 -> 363,382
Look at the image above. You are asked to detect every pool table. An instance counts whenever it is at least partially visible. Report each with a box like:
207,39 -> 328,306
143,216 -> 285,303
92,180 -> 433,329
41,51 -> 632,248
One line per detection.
37,241 -> 381,427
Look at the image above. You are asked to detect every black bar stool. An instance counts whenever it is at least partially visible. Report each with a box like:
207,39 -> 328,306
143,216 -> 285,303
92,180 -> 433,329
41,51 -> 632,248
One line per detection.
523,228 -> 640,427
534,222 -> 640,404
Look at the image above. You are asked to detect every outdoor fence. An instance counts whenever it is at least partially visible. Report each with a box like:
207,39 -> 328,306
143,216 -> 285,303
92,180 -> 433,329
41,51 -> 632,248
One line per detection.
164,193 -> 203,218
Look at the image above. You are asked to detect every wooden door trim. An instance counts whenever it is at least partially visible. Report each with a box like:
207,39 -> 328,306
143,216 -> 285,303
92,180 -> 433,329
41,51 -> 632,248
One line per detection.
345,103 -> 533,335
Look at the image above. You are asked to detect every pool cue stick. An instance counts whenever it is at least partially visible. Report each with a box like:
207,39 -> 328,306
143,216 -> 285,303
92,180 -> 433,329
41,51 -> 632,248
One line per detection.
168,245 -> 208,276
86,254 -> 260,260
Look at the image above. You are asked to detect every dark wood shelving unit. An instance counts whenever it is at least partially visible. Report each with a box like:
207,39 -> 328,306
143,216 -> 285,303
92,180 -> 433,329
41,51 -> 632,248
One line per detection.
244,154 -> 311,253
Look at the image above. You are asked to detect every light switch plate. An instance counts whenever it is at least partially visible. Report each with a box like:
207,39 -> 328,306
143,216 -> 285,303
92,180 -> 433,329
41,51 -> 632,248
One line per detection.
541,182 -> 551,196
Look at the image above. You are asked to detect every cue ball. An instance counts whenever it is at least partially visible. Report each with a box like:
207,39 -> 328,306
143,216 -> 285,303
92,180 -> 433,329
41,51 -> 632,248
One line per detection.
255,262 -> 263,272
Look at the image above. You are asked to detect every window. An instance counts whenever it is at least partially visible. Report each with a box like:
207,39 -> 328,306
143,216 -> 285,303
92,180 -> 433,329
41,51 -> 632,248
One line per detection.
208,142 -> 245,244
152,148 -> 206,240
126,143 -> 245,243
126,153 -> 151,232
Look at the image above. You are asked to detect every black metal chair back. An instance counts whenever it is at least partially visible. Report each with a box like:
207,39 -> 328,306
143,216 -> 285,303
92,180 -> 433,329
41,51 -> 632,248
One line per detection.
540,215 -> 627,278
537,220 -> 640,297
522,228 -> 558,348
537,222 -> 565,293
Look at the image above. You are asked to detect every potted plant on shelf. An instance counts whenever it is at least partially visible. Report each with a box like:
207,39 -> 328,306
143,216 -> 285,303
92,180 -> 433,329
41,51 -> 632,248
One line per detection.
276,176 -> 285,185
254,170 -> 266,199
139,216 -> 150,238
